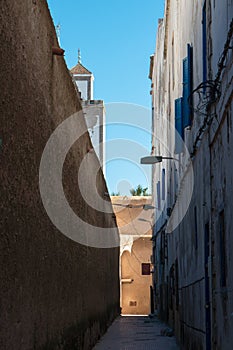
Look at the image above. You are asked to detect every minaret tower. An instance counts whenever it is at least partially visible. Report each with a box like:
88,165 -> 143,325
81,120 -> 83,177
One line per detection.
70,50 -> 106,175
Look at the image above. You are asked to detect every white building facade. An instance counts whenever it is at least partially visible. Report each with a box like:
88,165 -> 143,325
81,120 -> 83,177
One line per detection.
149,1 -> 233,349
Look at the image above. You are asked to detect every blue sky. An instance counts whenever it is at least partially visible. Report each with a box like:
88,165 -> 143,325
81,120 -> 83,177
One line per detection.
47,0 -> 165,194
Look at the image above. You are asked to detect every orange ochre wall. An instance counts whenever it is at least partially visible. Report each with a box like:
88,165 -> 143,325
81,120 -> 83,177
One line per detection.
121,237 -> 152,315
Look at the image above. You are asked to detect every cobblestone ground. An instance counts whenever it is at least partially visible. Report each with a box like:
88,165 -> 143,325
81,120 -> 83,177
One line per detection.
93,316 -> 180,350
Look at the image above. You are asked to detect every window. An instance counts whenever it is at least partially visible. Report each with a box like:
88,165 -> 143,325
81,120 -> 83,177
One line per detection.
219,210 -> 227,287
174,166 -> 178,198
172,33 -> 175,90
182,44 -> 193,127
194,206 -> 198,249
175,259 -> 179,310
202,1 -> 207,88
160,231 -> 167,264
174,44 -> 193,153
169,264 -> 175,309
141,263 -> 151,275
175,97 -> 184,154
162,169 -> 166,200
157,181 -> 161,210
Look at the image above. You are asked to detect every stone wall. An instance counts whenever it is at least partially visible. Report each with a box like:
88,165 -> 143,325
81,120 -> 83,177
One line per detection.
0,1 -> 120,349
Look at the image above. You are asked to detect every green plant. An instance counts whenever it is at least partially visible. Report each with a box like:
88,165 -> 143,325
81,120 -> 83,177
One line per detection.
111,191 -> 120,196
130,185 -> 149,196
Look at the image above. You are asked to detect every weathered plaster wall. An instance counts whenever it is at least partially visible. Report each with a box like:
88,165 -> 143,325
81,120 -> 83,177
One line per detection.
151,0 -> 233,349
0,1 -> 120,349
209,66 -> 233,349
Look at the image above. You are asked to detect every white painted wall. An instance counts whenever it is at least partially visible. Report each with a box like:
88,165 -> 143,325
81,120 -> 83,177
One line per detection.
151,0 -> 233,348
75,80 -> 88,100
82,101 -> 106,176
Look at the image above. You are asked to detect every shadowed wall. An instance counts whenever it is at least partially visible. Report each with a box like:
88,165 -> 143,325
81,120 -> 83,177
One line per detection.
0,1 -> 120,349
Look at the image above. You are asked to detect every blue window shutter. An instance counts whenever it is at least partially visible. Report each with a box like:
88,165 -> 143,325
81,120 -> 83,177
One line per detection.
202,1 -> 207,86
175,97 -> 183,154
157,181 -> 161,211
162,169 -> 165,200
183,44 -> 193,128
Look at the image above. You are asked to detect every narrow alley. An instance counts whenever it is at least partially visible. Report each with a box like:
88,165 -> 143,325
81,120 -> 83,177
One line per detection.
1,0 -> 233,349
93,316 -> 179,350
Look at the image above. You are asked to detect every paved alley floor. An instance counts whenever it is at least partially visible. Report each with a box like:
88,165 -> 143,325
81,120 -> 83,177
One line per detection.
93,316 -> 180,350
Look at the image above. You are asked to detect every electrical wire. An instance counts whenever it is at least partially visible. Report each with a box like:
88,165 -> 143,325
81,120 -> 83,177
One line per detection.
188,18 -> 233,158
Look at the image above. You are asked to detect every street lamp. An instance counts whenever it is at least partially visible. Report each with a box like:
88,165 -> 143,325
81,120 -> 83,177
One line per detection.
140,155 -> 179,164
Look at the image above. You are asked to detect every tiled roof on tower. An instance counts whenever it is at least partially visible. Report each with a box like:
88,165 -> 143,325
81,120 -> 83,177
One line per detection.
70,62 -> 92,75
70,49 -> 92,75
